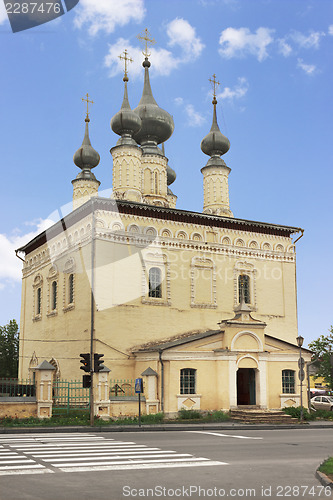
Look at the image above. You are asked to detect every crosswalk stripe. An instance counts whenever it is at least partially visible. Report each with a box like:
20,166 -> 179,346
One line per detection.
60,461 -> 226,472
0,469 -> 54,476
31,450 -> 175,458
54,456 -> 214,467
10,441 -> 138,449
0,464 -> 45,470
48,453 -> 191,463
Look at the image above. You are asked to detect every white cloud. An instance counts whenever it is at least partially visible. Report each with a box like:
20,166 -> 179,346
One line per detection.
328,25 -> 333,36
297,58 -> 316,75
74,0 -> 145,36
166,18 -> 204,61
219,27 -> 275,62
174,97 -> 184,106
0,2 -> 8,25
104,18 -> 204,78
289,30 -> 325,49
185,104 -> 205,127
278,38 -> 293,57
217,77 -> 249,101
0,219 -> 54,286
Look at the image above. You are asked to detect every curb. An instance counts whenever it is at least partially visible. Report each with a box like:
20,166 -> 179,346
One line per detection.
316,470 -> 333,489
1,422 -> 333,434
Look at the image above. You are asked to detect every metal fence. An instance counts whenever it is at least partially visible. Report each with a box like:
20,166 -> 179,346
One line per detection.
110,379 -> 136,397
52,379 -> 90,415
0,378 -> 35,397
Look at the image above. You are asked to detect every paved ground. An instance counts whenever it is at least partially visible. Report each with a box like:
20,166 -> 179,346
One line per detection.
0,428 -> 332,499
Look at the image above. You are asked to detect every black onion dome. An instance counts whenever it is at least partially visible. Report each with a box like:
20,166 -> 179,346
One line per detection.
133,58 -> 174,153
201,100 -> 230,157
167,164 -> 176,186
111,79 -> 141,145
73,118 -> 100,179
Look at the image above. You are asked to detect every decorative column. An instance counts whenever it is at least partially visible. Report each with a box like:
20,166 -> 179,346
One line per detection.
228,356 -> 237,409
34,360 -> 55,419
93,366 -> 111,420
141,367 -> 159,414
257,356 -> 268,409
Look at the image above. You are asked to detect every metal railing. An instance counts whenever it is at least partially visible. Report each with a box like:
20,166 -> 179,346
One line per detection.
52,379 -> 90,414
110,379 -> 136,397
0,378 -> 35,397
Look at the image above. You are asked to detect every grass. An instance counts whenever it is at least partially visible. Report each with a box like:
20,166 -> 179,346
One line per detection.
319,457 -> 333,481
0,409 -> 230,427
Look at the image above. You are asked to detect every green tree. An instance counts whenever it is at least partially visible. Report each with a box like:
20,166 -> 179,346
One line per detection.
308,327 -> 333,390
0,320 -> 19,378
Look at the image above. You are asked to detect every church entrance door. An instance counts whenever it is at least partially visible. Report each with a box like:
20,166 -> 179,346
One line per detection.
237,368 -> 256,406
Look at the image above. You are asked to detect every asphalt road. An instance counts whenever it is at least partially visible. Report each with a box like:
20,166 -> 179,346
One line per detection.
0,428 -> 332,500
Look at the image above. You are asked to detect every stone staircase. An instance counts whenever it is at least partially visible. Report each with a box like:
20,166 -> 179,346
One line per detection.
230,406 -> 298,424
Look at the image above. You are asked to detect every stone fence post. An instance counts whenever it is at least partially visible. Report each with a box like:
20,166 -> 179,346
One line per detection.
94,366 -> 111,419
141,367 -> 159,414
34,360 -> 55,418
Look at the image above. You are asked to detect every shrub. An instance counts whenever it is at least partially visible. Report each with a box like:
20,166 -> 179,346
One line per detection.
205,410 -> 230,422
282,406 -> 314,421
178,409 -> 202,420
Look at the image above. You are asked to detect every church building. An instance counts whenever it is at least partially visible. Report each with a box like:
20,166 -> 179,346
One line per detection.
17,32 -> 310,415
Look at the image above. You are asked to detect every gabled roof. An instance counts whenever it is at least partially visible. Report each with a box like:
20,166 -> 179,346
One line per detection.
133,329 -> 222,352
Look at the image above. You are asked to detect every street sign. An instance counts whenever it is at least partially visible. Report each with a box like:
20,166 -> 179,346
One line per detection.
135,378 -> 143,393
298,369 -> 305,381
298,357 -> 305,368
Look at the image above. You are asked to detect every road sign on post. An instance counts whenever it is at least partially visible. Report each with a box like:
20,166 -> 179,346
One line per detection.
298,369 -> 305,381
135,378 -> 144,427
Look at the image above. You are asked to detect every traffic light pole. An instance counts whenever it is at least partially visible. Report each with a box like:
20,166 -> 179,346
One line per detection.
90,200 -> 96,427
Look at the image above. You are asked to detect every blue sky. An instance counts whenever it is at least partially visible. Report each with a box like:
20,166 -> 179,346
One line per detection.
0,0 -> 332,347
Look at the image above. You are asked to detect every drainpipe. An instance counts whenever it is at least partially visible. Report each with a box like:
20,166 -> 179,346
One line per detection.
15,250 -> 25,263
159,350 -> 164,412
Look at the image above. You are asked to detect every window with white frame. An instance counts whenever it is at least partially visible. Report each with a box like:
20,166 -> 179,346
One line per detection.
238,274 -> 250,304
33,274 -> 43,320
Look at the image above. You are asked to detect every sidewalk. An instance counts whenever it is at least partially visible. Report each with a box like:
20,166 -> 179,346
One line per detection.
1,420 -> 333,434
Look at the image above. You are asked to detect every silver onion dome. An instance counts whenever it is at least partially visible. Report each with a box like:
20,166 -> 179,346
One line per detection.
73,117 -> 100,180
201,97 -> 230,158
133,58 -> 174,155
111,76 -> 142,146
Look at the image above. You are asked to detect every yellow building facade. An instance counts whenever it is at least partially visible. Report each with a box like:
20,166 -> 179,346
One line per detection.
17,47 -> 310,415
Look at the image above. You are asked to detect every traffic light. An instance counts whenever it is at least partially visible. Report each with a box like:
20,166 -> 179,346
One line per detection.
82,375 -> 91,388
80,353 -> 91,373
94,353 -> 104,372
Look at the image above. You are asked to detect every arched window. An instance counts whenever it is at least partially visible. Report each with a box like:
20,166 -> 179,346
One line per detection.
238,274 -> 250,304
36,287 -> 42,315
180,368 -> 196,394
51,281 -> 57,311
282,370 -> 295,394
68,274 -> 74,304
148,267 -> 162,298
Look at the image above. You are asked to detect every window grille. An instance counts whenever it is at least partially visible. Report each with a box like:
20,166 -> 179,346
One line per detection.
282,370 -> 295,394
51,281 -> 57,310
148,267 -> 162,298
180,368 -> 196,394
238,274 -> 250,304
69,274 -> 74,304
36,287 -> 41,315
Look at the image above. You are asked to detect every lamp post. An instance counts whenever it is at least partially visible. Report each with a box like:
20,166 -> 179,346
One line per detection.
297,335 -> 304,422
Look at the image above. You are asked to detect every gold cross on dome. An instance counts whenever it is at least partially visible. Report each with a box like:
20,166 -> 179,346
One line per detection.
209,74 -> 220,100
118,49 -> 133,79
82,93 -> 94,118
137,28 -> 155,58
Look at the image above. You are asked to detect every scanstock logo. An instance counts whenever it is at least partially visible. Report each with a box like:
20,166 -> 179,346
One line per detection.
3,0 -> 80,33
